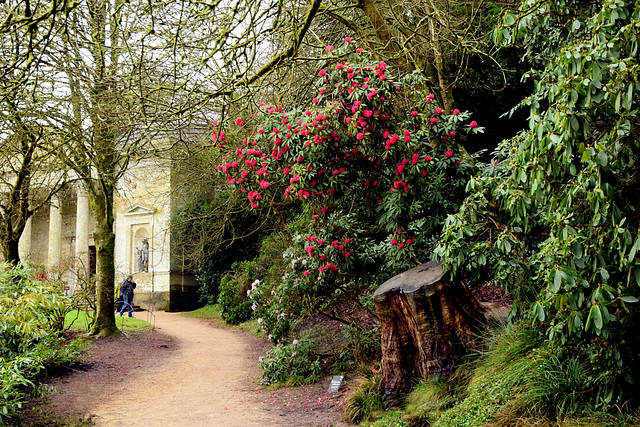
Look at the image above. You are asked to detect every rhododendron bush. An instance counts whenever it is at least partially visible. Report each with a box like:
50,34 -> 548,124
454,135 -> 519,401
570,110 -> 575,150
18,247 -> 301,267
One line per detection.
214,46 -> 482,348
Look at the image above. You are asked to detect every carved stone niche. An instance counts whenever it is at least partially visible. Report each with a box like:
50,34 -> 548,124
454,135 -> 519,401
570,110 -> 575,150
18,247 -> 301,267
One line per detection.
123,205 -> 154,274
373,260 -> 486,406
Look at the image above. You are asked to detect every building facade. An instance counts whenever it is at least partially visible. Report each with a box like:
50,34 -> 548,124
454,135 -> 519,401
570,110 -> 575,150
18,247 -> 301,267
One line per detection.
17,154 -> 199,311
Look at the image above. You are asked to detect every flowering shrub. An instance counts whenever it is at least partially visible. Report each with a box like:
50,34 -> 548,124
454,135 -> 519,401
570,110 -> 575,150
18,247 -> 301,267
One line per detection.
215,48 -> 482,256
214,44 -> 482,370
259,336 -> 321,386
247,279 -> 290,343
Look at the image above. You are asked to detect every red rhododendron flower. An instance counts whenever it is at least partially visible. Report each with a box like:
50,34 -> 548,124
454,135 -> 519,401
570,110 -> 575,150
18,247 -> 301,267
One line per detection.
326,45 -> 334,52
470,121 -> 478,128
235,117 -> 244,126
445,150 -> 454,158
344,36 -> 352,42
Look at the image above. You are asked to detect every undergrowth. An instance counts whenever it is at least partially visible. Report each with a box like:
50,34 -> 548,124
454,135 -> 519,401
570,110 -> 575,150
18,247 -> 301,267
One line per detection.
343,373 -> 385,424
396,322 -> 640,427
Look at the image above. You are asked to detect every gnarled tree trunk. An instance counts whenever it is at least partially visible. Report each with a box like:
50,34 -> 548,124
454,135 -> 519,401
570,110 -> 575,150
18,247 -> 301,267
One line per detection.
373,260 -> 486,406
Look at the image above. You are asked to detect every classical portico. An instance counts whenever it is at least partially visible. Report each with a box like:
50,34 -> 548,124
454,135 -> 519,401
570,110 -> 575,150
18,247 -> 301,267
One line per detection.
16,154 -> 199,311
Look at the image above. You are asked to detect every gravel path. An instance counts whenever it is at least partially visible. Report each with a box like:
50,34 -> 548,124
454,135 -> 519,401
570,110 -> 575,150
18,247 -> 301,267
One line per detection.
41,311 -> 347,427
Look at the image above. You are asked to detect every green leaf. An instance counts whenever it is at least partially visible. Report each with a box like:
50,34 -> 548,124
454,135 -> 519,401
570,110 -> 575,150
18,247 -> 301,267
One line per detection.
622,296 -> 638,303
570,116 -> 580,132
593,305 -> 603,331
504,14 -> 515,25
534,303 -> 545,322
629,235 -> 640,262
553,269 -> 563,292
587,304 -> 603,333
597,150 -> 608,166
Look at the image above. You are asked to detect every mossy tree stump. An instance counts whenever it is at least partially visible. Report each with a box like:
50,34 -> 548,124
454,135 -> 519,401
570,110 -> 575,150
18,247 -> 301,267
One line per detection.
373,260 -> 486,406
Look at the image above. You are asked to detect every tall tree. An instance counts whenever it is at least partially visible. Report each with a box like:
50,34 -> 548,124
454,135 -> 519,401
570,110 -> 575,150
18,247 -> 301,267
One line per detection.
0,0 -> 71,263
49,0 -> 156,336
143,0 -> 504,117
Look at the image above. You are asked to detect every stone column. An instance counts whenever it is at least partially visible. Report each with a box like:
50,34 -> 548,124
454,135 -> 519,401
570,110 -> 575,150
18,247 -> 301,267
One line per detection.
47,194 -> 62,271
18,217 -> 32,260
75,186 -> 90,277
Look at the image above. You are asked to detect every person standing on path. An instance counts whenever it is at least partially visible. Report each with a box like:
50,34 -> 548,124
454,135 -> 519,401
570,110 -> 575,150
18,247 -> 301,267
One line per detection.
119,275 -> 137,317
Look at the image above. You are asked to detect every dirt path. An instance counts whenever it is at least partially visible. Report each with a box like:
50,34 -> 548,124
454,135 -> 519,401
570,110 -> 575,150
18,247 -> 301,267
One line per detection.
40,312 -> 347,427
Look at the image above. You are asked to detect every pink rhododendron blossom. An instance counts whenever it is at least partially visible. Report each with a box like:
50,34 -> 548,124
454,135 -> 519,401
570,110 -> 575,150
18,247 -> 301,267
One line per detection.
344,36 -> 352,42
235,117 -> 244,126
445,150 -> 454,158
326,45 -> 334,52
470,121 -> 478,128
318,69 -> 326,77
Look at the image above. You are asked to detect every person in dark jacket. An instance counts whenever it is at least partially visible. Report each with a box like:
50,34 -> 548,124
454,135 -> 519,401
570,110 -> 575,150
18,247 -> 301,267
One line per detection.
119,275 -> 137,317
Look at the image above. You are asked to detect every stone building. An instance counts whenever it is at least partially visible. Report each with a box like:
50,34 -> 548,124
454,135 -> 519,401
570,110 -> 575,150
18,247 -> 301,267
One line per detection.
17,153 -> 199,311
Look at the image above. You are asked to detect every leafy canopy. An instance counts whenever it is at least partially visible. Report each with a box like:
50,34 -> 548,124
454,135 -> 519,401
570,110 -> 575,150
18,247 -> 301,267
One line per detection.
435,0 -> 640,408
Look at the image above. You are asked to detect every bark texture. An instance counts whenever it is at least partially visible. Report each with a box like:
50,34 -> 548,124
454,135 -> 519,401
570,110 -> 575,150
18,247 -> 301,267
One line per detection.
373,260 -> 486,406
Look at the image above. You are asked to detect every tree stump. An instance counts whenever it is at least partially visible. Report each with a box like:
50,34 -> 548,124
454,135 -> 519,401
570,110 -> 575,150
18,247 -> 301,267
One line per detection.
373,260 -> 486,406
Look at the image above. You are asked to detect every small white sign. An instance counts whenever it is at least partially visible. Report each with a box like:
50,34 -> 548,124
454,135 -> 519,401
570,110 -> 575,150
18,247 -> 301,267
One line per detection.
328,375 -> 344,393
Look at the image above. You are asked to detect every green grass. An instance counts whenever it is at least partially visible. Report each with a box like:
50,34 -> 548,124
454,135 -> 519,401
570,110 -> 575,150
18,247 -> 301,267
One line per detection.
64,310 -> 153,333
181,304 -> 263,338
181,304 -> 222,320
358,410 -> 408,427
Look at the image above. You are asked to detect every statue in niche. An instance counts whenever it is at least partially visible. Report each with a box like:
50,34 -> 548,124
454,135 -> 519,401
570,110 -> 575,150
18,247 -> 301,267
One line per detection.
137,238 -> 149,272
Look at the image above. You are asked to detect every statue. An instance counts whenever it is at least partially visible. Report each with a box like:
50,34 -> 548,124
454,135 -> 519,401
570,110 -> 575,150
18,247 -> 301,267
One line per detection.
137,238 -> 149,272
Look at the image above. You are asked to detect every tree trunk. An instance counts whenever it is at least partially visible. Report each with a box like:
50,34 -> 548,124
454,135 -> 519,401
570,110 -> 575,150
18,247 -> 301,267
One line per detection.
89,189 -> 118,337
5,237 -> 20,265
373,260 -> 486,406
